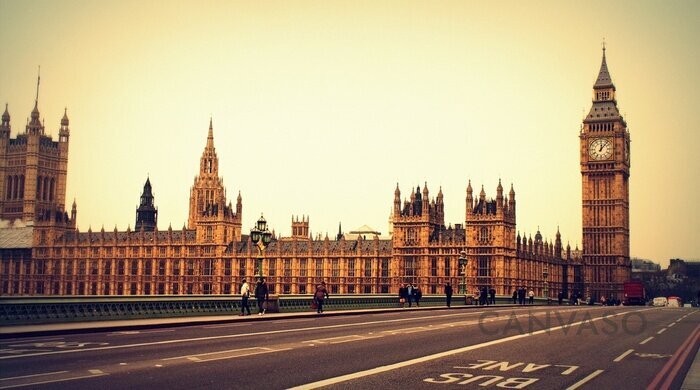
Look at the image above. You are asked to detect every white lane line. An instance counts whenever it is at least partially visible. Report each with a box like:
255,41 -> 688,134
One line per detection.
640,337 -> 654,345
162,347 -> 272,361
0,337 -> 64,345
272,319 -> 316,324
201,323 -> 252,329
613,349 -> 634,362
0,308 -> 528,360
191,348 -> 292,363
0,371 -> 108,389
668,323 -> 676,328
108,329 -> 175,335
0,371 -> 68,381
566,369 -> 605,390
658,328 -> 668,334
288,309 -> 650,390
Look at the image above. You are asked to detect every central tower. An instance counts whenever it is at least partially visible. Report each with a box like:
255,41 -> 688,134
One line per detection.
580,47 -> 631,299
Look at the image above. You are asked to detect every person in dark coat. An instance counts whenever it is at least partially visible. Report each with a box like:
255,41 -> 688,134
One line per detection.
407,284 -> 414,307
512,290 -> 518,304
518,287 -> 526,305
414,286 -> 422,307
557,291 -> 564,306
314,281 -> 329,314
399,284 -> 408,308
254,278 -> 269,315
489,288 -> 496,305
480,286 -> 488,306
445,282 -> 453,307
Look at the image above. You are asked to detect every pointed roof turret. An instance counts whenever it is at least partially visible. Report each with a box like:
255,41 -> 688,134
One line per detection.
61,107 -> 69,126
207,117 -> 214,148
479,185 -> 486,199
394,183 -> 400,197
2,103 -> 9,123
594,44 -> 613,88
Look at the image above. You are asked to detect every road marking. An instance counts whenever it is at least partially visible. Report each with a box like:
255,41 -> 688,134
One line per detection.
0,337 -> 64,345
565,369 -> 604,390
201,323 -> 252,329
0,371 -> 68,381
303,335 -> 381,344
668,323 -> 676,328
272,319 -> 316,324
163,346 -> 290,363
649,323 -> 700,389
640,337 -> 654,345
0,308 -> 542,360
108,329 -> 174,335
613,349 -> 634,362
0,370 -> 107,389
288,309 -> 650,389
658,328 -> 667,334
88,370 -> 103,375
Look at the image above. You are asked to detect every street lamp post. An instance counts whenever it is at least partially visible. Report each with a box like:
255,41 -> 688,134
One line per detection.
458,251 -> 468,295
543,266 -> 549,304
250,214 -> 272,278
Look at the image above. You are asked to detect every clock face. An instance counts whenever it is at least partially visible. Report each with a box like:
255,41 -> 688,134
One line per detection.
589,138 -> 613,160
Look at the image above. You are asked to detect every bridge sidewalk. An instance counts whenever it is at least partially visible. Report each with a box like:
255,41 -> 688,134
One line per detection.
0,303 -> 538,338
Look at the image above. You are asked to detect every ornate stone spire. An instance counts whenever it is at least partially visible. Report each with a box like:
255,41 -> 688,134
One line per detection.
594,44 -> 613,88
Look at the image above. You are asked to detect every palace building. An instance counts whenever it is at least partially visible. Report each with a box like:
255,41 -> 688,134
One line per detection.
2,49 -> 632,299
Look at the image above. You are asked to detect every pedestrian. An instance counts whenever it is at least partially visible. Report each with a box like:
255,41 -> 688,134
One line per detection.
407,284 -> 414,307
399,284 -> 408,307
489,288 -> 496,305
528,289 -> 535,304
557,291 -> 563,306
240,278 -> 251,316
518,287 -> 526,305
512,290 -> 517,304
445,282 -> 453,307
254,277 -> 269,315
474,288 -> 480,306
314,281 -> 329,314
480,286 -> 488,306
414,286 -> 422,307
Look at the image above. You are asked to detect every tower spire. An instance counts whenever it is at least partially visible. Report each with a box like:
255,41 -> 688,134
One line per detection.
35,65 -> 41,109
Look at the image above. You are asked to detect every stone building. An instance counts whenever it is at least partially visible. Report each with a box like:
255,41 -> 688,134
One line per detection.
580,46 -> 632,299
5,50 -> 642,299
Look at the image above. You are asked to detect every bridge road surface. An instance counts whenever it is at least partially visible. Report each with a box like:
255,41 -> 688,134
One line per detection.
0,306 -> 697,389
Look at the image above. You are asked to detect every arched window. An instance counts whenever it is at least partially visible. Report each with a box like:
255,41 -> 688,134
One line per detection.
49,178 -> 55,201
19,176 -> 24,199
36,176 -> 42,200
43,177 -> 49,201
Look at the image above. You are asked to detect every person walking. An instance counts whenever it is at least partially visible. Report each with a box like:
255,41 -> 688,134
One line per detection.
414,286 -> 422,307
314,281 -> 329,314
489,288 -> 496,305
254,278 -> 269,315
445,282 -> 453,308
518,287 -> 526,305
407,284 -> 414,307
240,278 -> 251,316
557,291 -> 564,306
528,289 -> 535,304
399,284 -> 408,307
512,290 -> 518,304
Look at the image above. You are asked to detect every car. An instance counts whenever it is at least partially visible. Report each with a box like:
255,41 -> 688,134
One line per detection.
667,296 -> 682,308
653,297 -> 668,307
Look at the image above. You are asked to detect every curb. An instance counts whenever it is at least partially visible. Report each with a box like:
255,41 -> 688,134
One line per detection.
0,303 -> 552,338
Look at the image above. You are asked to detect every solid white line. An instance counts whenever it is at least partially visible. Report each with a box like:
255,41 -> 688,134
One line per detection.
0,337 -> 64,345
288,309 -> 649,389
640,337 -> 654,345
613,349 -> 634,362
162,347 -> 271,361
658,328 -> 667,334
191,348 -> 292,363
668,323 -> 676,327
0,371 -> 68,381
565,369 -> 605,390
201,323 -> 252,329
0,308 -> 536,360
0,373 -> 108,389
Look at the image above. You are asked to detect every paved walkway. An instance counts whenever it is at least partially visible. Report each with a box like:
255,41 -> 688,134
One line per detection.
683,345 -> 700,389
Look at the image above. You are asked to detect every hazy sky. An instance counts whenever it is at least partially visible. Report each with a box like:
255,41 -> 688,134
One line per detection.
1,1 -> 698,267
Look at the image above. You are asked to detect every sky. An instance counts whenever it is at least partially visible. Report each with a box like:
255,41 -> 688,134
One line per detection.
1,1 -> 698,268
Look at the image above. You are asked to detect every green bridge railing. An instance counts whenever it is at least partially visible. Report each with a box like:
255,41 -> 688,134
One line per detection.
0,295 -> 547,326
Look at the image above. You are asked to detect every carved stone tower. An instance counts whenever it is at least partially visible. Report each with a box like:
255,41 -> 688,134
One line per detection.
135,177 -> 157,231
580,47 -> 631,299
187,119 -> 242,244
464,180 -> 517,295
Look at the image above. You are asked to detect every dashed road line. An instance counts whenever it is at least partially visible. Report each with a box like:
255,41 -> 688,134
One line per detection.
658,328 -> 667,335
565,369 -> 605,390
0,371 -> 68,382
640,337 -> 654,345
613,349 -> 634,362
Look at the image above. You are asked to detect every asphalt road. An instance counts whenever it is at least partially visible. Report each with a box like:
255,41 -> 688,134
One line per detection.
0,305 -> 697,389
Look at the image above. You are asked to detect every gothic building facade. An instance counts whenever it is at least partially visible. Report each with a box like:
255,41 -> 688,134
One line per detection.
2,49 -> 631,299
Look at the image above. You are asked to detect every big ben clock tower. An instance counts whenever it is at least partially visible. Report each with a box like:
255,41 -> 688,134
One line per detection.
581,46 -> 631,300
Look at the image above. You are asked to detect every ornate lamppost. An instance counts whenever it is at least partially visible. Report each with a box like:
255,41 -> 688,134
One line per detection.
458,251 -> 468,295
250,214 -> 272,278
543,266 -> 549,304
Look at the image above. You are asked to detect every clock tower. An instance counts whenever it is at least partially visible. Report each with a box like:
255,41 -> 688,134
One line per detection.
580,46 -> 631,300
